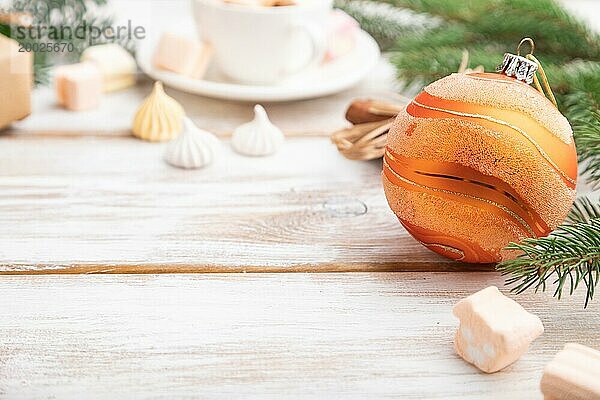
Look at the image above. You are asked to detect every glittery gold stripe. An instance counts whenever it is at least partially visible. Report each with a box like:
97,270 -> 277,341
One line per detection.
418,241 -> 465,261
383,152 -> 536,237
386,149 -> 549,236
410,100 -> 576,186
463,74 -> 527,86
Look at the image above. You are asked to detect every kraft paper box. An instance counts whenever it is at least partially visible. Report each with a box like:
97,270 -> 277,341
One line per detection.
0,34 -> 32,130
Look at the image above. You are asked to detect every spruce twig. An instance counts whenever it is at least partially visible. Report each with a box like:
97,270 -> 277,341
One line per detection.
497,197 -> 600,308
566,197 -> 600,224
572,112 -> 600,190
334,0 -> 439,50
379,0 -> 600,60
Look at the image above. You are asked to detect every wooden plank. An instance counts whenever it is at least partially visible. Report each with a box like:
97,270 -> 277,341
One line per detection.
6,128 -> 330,139
0,134 -> 479,273
13,60 -> 401,137
0,272 -> 597,399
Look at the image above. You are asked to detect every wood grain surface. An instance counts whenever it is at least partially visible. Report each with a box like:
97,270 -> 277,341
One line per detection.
1,3 -> 598,399
15,62 -> 402,136
0,133 -> 484,274
0,272 -> 597,399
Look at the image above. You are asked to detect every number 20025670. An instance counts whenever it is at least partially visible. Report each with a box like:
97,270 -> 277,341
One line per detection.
18,42 -> 75,53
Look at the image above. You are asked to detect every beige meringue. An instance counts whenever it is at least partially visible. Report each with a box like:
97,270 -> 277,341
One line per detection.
231,105 -> 284,156
132,81 -> 184,142
164,117 -> 220,169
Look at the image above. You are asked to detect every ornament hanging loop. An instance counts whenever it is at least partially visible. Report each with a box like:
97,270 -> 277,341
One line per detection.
517,37 -> 535,56
519,37 -> 557,108
526,53 -> 557,108
497,37 -> 558,108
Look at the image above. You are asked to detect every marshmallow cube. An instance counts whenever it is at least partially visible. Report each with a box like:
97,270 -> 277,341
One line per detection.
153,33 -> 213,80
55,62 -> 102,111
453,286 -> 544,373
325,10 -> 360,62
81,44 -> 137,92
540,343 -> 600,400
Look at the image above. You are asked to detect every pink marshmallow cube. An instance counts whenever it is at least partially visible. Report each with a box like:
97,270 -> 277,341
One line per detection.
54,62 -> 102,111
153,33 -> 213,79
325,10 -> 360,62
453,286 -> 544,373
541,343 -> 600,400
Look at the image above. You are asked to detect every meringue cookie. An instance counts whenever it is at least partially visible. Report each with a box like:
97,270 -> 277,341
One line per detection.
132,81 -> 185,142
231,105 -> 284,156
164,117 -> 220,169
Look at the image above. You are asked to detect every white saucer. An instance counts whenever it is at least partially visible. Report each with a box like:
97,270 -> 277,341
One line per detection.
136,30 -> 380,102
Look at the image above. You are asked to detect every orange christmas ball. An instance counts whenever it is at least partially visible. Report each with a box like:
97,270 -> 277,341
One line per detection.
382,72 -> 578,263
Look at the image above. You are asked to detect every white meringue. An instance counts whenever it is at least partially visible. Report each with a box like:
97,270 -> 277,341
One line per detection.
231,105 -> 284,156
164,117 -> 220,169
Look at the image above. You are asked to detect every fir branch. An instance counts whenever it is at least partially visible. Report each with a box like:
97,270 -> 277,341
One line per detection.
379,0 -> 486,21
548,61 -> 600,107
390,42 -> 508,88
379,0 -> 600,60
334,0 -> 439,51
572,112 -> 600,189
498,197 -> 600,307
566,197 -> 600,224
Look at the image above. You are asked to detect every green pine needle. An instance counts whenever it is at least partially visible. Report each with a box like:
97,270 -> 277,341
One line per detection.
379,0 -> 600,60
498,197 -> 600,308
566,197 -> 600,224
573,113 -> 600,190
334,0 -> 439,51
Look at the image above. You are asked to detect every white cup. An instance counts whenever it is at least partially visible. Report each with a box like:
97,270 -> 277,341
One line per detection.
192,0 -> 333,85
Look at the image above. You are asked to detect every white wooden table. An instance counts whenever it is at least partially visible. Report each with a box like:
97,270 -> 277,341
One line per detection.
1,273 -> 598,399
1,1 -> 598,398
